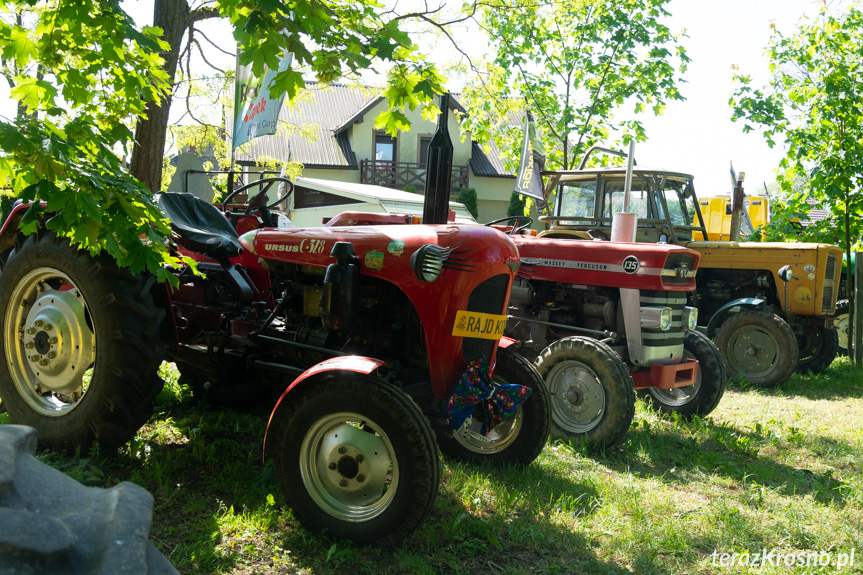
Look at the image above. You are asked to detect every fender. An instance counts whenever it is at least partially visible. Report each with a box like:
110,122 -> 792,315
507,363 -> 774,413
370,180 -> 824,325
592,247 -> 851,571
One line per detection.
263,356 -> 387,458
705,297 -> 767,338
0,201 -> 35,255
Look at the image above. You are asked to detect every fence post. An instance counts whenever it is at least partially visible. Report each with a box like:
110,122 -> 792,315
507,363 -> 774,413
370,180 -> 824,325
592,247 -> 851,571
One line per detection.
854,252 -> 862,365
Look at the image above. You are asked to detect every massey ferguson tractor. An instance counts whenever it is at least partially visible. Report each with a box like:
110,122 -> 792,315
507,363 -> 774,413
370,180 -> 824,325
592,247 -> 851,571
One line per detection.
0,167 -> 551,546
533,147 -> 842,387
493,216 -> 725,449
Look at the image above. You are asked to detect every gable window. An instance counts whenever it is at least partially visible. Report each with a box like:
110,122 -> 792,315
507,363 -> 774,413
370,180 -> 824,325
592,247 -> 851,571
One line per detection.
374,132 -> 397,162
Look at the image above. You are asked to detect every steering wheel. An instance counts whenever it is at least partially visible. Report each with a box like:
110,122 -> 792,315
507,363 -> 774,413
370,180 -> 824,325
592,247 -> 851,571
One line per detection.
485,215 -> 534,235
222,178 -> 294,211
587,228 -> 609,240
222,178 -> 295,227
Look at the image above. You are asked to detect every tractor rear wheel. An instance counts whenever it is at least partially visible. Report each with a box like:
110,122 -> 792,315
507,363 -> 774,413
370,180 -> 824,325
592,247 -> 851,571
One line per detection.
833,299 -> 849,356
0,425 -> 178,574
0,233 -> 166,451
437,347 -> 550,466
795,324 -> 838,373
714,310 -> 797,387
535,336 -> 634,450
638,330 -> 726,418
267,374 -> 439,547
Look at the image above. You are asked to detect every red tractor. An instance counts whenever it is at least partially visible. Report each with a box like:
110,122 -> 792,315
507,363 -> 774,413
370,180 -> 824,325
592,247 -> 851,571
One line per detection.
0,176 -> 550,546
500,222 -> 725,448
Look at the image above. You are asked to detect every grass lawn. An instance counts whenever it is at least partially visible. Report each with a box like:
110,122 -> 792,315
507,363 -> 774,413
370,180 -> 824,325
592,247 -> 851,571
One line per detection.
2,359 -> 861,574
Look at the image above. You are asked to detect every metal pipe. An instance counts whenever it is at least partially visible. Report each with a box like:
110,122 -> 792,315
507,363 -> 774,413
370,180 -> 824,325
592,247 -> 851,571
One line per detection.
506,314 -> 618,340
623,140 -> 635,213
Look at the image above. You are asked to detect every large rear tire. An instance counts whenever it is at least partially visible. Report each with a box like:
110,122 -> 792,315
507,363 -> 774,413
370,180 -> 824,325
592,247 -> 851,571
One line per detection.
267,375 -> 439,547
436,347 -> 550,466
638,330 -> 726,418
795,323 -> 838,373
834,299 -> 849,356
0,425 -> 178,574
714,310 -> 797,387
0,233 -> 166,451
534,336 -> 635,450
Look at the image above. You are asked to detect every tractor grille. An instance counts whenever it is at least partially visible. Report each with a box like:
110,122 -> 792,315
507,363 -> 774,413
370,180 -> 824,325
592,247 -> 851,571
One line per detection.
640,289 -> 686,348
821,253 -> 839,315
462,274 -> 510,362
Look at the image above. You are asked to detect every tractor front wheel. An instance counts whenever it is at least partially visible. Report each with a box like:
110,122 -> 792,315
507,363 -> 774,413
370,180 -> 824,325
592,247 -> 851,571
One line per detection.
638,330 -> 726,418
0,233 -> 166,451
267,374 -> 439,547
714,310 -> 797,387
437,347 -> 550,466
534,336 -> 635,450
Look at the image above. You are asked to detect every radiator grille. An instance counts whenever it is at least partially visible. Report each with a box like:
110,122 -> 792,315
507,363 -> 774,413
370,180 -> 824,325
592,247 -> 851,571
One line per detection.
821,253 -> 838,315
640,289 -> 686,347
462,274 -> 509,362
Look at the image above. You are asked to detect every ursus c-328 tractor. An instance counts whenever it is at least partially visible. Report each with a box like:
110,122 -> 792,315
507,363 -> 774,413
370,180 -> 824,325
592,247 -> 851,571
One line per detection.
0,165 -> 550,545
496,216 -> 725,449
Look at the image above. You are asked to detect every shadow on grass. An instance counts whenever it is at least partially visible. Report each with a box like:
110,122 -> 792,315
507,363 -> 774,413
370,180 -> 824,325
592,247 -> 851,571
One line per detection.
592,420 -> 852,508
273,467 -> 641,575
729,358 -> 863,401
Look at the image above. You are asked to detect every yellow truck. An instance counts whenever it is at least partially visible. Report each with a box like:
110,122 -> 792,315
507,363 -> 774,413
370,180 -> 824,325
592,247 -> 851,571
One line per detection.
540,154 -> 842,387
693,195 -> 770,241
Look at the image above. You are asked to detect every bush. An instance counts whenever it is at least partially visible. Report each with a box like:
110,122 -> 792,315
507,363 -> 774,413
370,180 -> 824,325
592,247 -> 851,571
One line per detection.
507,191 -> 526,217
456,187 -> 479,219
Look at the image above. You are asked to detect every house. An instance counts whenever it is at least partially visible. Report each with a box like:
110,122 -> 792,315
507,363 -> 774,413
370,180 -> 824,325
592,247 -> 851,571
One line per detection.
230,83 -> 522,223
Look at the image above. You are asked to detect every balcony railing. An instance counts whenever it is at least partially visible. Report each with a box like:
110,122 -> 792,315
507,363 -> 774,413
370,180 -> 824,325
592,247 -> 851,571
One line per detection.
360,159 -> 469,191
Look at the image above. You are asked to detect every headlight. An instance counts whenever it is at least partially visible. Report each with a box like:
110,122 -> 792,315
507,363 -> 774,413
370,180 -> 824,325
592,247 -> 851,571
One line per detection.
682,306 -> 698,331
659,307 -> 673,331
411,244 -> 446,283
640,306 -> 674,331
238,229 -> 258,255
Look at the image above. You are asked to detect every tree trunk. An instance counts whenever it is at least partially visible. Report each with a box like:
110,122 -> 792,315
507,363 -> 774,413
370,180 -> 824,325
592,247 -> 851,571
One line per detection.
129,1 -> 191,193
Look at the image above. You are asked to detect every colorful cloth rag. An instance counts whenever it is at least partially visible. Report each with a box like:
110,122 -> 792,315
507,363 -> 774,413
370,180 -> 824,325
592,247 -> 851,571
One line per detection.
446,357 -> 532,435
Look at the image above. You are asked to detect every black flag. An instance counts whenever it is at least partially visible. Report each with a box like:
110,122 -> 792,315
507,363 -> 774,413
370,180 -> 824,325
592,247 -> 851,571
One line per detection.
514,110 -> 547,207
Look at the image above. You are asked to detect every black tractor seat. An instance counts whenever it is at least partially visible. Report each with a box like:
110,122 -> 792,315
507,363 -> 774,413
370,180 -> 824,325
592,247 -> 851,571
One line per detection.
156,192 -> 243,260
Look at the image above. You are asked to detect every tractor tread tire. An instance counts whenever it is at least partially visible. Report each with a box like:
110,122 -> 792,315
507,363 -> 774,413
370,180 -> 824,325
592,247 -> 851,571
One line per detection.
796,324 -> 839,374
535,336 -> 635,450
267,375 -> 440,547
436,347 -> 550,466
0,425 -> 178,575
0,232 -> 166,451
638,330 -> 726,418
834,299 -> 849,357
714,310 -> 797,388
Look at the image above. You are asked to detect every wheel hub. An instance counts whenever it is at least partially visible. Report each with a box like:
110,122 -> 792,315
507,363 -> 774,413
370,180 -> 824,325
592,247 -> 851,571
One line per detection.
315,423 -> 391,506
21,287 -> 94,394
729,329 -> 776,373
548,362 -> 606,432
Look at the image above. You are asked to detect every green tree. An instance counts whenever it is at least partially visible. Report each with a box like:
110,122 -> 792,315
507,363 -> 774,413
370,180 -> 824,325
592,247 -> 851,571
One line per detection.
460,0 -> 689,172
506,191 -> 525,218
730,5 -> 863,347
0,0 -> 448,283
457,186 -> 478,219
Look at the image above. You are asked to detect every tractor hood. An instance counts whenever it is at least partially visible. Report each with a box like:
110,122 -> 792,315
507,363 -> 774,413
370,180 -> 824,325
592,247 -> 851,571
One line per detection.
514,235 -> 699,292
686,240 -> 843,316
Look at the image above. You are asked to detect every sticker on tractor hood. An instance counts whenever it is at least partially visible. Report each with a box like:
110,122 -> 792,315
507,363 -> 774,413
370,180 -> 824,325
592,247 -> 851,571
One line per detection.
452,310 -> 507,340
264,238 -> 327,254
804,264 -> 815,273
520,256 -> 653,275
